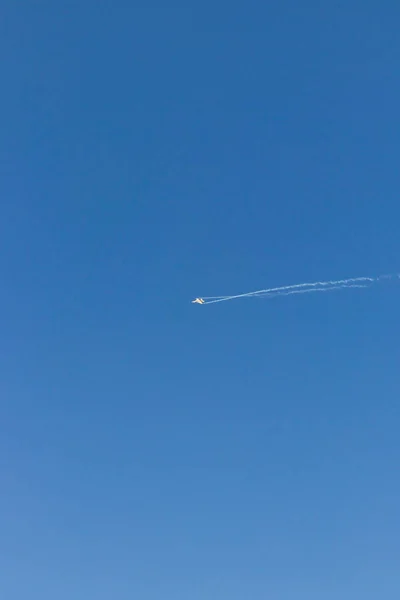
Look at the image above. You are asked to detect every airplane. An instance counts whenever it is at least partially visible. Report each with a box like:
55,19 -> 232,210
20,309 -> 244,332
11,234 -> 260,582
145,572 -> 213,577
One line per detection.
192,298 -> 205,304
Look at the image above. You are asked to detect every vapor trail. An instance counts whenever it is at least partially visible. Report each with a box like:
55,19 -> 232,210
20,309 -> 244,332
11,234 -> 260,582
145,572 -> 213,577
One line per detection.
194,274 -> 398,305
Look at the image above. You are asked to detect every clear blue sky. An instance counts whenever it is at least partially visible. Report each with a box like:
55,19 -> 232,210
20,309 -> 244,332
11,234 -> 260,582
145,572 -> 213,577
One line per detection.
1,2 -> 399,598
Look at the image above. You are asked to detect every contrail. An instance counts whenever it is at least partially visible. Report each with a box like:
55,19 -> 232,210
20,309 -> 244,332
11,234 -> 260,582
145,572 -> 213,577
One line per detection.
193,274 -> 399,305
253,283 -> 370,300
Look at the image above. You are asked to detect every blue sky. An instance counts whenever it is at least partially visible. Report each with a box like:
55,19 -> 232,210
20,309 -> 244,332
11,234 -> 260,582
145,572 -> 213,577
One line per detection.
1,2 -> 400,598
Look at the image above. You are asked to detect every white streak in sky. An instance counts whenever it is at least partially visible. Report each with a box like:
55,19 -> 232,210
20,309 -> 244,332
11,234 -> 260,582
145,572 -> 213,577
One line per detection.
197,274 -> 399,304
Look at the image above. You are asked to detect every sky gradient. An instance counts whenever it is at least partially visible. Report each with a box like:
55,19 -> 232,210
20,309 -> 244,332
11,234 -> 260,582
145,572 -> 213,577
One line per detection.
1,2 -> 400,598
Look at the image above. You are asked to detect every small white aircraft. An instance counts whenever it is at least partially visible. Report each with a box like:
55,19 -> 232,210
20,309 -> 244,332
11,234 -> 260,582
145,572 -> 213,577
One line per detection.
192,298 -> 205,304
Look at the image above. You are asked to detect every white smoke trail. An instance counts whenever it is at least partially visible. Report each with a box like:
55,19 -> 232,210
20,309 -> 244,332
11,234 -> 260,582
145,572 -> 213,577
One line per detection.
197,274 -> 398,305
253,283 -> 370,300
